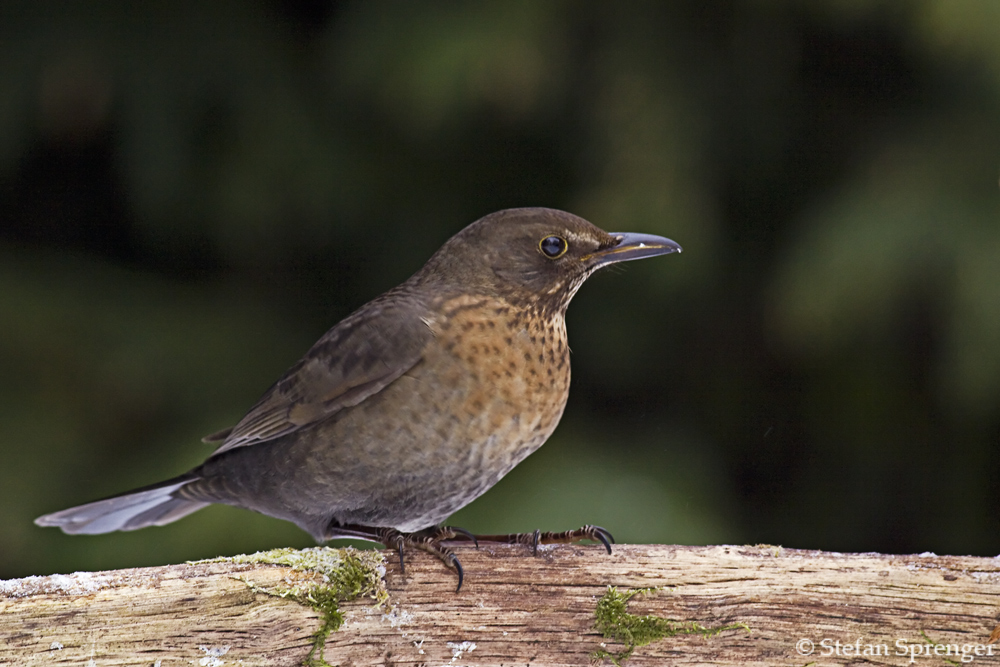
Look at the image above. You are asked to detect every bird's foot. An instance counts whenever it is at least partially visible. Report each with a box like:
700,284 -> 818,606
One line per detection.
470,524 -> 615,556
376,525 -> 475,592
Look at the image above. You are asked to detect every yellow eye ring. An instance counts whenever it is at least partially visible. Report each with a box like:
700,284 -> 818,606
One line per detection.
539,235 -> 568,259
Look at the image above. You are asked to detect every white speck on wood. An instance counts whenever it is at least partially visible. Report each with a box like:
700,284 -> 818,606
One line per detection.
382,606 -> 414,627
198,645 -> 231,667
447,641 -> 476,662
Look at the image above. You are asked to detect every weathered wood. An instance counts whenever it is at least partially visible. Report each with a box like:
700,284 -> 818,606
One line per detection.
3,544 -> 1000,665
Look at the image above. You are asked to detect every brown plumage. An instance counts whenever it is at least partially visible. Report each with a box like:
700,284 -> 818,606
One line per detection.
36,207 -> 681,589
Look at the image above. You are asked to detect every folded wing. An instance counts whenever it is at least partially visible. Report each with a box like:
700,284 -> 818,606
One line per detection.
208,292 -> 434,456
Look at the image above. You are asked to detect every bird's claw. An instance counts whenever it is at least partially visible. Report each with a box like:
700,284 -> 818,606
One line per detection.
376,525 -> 470,592
580,524 -> 615,554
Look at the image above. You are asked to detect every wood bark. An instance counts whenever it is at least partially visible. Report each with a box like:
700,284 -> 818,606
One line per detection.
3,544 -> 1000,666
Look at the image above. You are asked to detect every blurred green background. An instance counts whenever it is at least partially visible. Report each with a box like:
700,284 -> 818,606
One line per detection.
3,0 -> 1000,579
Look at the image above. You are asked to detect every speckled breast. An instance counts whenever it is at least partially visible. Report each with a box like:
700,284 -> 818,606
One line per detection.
383,293 -> 571,530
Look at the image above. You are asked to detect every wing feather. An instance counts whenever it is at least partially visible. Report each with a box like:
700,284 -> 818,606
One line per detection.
206,293 -> 433,456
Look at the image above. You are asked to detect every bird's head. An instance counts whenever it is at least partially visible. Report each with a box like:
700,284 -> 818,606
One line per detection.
417,207 -> 682,312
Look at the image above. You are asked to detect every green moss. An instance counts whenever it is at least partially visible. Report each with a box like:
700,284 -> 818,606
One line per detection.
193,547 -> 388,666
592,586 -> 750,665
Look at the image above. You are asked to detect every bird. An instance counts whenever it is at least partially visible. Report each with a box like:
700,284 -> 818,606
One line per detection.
36,207 -> 681,590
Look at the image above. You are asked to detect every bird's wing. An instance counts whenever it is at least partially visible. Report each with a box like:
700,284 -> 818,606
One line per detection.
207,294 -> 433,456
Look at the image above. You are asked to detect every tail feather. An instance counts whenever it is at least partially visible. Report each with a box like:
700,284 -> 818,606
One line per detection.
35,478 -> 209,535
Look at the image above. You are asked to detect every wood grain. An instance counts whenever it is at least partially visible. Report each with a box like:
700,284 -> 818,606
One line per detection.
3,544 -> 1000,665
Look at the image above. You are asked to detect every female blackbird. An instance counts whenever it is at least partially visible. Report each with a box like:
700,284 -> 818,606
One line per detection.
36,207 -> 681,590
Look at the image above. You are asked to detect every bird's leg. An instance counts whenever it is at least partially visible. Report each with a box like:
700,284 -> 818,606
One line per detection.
374,527 -> 407,573
471,524 -> 615,556
328,522 -> 475,591
406,526 -> 470,592
322,523 -> 411,573
368,526 -> 468,592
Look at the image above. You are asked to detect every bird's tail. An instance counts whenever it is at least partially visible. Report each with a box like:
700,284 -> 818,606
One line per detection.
34,476 -> 209,535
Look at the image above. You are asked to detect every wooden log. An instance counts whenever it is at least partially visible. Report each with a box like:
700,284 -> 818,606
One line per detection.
3,544 -> 1000,666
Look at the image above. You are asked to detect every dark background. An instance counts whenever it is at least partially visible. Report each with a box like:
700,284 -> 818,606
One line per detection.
3,0 -> 999,580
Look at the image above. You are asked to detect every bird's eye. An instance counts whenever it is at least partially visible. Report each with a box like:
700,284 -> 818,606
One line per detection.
539,235 -> 568,259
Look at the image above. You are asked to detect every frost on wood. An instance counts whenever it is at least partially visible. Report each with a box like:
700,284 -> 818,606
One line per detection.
3,544 -> 1000,666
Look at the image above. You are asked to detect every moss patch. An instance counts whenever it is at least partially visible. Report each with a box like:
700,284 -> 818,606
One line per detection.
193,547 -> 388,666
593,586 -> 750,665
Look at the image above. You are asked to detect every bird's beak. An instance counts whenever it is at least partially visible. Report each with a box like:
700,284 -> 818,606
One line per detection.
584,232 -> 682,267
